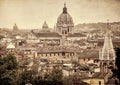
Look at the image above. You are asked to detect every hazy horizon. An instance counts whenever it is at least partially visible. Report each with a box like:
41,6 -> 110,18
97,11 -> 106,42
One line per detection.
0,0 -> 120,29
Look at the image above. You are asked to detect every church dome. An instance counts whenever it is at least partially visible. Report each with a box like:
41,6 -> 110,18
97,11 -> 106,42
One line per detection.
42,21 -> 50,32
56,3 -> 74,35
13,23 -> 19,31
57,4 -> 74,27
42,21 -> 48,29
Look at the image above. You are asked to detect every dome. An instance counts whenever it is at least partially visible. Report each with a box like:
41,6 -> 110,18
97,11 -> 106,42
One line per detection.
56,3 -> 74,26
13,23 -> 18,31
42,21 -> 50,32
57,13 -> 73,25
42,21 -> 48,29
56,3 -> 74,35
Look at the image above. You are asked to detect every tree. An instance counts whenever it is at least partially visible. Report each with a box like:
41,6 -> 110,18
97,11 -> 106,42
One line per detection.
63,74 -> 89,85
106,48 -> 120,85
0,54 -> 18,85
18,56 -> 32,71
32,75 -> 44,85
43,67 -> 63,85
19,69 -> 34,85
115,48 -> 120,81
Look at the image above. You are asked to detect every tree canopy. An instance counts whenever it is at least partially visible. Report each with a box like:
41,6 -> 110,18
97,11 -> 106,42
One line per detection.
0,54 -> 18,85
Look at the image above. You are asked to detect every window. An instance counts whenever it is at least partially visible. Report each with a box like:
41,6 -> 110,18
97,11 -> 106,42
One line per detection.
65,31 -> 67,34
68,28 -> 69,32
62,52 -> 65,56
99,81 -> 101,85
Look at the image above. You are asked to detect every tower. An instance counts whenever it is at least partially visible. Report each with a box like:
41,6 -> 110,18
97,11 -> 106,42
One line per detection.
99,20 -> 116,73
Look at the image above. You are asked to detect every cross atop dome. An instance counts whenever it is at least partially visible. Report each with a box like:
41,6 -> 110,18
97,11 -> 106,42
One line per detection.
63,2 -> 67,14
64,2 -> 66,8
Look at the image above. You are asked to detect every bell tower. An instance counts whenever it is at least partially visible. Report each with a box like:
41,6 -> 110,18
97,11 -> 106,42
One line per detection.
99,20 -> 116,73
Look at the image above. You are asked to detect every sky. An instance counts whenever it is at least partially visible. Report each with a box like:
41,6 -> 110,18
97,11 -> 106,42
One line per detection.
0,0 -> 120,29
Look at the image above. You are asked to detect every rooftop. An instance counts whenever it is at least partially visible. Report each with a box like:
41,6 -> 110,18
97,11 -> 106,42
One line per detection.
77,49 -> 99,58
33,32 -> 61,37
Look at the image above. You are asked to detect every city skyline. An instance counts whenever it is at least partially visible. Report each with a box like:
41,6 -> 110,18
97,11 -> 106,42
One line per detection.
0,0 -> 120,29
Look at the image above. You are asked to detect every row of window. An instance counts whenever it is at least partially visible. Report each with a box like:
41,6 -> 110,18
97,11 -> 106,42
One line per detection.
38,52 -> 75,57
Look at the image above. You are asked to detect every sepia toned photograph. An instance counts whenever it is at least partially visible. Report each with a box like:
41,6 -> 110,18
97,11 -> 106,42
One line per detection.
0,0 -> 120,85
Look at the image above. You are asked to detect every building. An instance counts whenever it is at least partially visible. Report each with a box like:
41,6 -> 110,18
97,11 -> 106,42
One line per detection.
99,22 -> 116,73
26,3 -> 87,46
83,78 -> 104,85
56,3 -> 74,35
42,21 -> 50,32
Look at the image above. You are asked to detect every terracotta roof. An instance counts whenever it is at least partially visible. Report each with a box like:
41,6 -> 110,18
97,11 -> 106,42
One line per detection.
77,50 -> 99,58
34,32 -> 61,37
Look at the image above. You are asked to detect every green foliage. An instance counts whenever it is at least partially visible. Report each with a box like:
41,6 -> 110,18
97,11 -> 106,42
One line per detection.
0,53 -> 89,85
63,76 -> 73,85
3,54 -> 18,70
31,68 -> 63,85
43,68 -> 63,85
32,76 -> 44,85
115,48 -> 120,81
0,54 -> 18,85
19,69 -> 34,85
63,74 -> 89,85
51,68 -> 63,81
19,57 -> 31,67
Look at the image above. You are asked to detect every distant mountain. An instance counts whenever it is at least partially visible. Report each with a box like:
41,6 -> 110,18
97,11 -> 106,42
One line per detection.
74,22 -> 120,32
